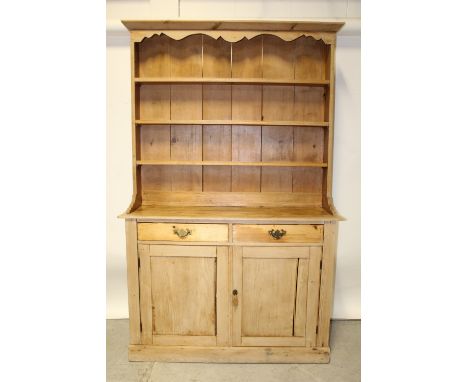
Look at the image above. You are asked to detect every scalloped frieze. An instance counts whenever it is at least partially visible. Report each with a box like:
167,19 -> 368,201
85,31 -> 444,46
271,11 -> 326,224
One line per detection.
131,30 -> 336,45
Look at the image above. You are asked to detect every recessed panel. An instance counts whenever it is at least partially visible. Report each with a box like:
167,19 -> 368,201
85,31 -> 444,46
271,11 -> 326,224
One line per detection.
242,258 -> 298,336
151,256 -> 216,335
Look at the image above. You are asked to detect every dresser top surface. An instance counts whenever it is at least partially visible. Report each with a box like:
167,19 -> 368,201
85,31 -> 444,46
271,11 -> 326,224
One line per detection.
120,205 -> 343,223
121,20 -> 345,33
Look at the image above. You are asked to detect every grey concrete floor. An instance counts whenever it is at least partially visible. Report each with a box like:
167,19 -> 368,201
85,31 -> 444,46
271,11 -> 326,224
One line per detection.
107,319 -> 360,382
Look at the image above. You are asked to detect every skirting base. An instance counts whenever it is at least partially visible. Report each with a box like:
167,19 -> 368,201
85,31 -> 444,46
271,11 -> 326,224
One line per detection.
129,345 -> 330,363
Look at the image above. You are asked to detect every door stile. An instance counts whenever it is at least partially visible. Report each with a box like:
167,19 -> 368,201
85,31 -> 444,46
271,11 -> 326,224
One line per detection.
305,246 -> 323,346
232,246 -> 243,346
216,246 -> 230,346
138,244 -> 153,344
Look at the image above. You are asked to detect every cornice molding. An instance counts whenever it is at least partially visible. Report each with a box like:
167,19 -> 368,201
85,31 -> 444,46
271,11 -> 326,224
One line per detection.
107,18 -> 361,42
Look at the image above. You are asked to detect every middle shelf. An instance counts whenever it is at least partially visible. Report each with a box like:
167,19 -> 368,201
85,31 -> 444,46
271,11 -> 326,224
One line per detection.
136,160 -> 328,167
135,120 -> 329,127
134,77 -> 330,86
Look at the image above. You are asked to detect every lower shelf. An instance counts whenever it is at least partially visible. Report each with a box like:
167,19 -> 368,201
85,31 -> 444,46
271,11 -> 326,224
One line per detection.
128,345 -> 330,363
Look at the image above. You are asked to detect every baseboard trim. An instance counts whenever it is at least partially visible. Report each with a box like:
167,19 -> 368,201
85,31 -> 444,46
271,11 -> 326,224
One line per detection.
129,345 -> 330,363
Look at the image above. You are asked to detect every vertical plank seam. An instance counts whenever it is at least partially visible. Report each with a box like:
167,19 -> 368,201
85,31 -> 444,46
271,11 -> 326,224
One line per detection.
304,247 -> 311,344
260,36 -> 264,191
137,239 -> 143,339
239,248 -> 243,344
292,37 -> 297,192
292,257 -> 299,336
230,41 -> 233,192
201,35 -> 205,192
149,255 -> 154,337
137,240 -> 144,341
214,246 -> 218,338
228,245 -> 233,346
315,246 -> 324,346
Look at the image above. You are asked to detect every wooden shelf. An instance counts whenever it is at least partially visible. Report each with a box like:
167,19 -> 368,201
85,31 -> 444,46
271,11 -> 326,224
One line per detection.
135,120 -> 329,127
136,160 -> 328,168
121,205 -> 341,223
135,77 -> 329,86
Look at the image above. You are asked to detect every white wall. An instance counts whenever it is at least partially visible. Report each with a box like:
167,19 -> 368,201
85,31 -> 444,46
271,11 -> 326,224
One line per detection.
106,0 -> 361,319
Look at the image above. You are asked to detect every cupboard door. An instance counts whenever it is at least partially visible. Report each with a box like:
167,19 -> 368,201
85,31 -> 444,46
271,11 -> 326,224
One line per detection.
233,246 -> 322,347
138,245 -> 229,346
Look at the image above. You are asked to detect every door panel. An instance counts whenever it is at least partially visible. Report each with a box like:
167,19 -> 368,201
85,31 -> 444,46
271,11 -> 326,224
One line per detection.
138,245 -> 229,346
151,256 -> 216,335
242,258 -> 298,336
233,246 -> 321,347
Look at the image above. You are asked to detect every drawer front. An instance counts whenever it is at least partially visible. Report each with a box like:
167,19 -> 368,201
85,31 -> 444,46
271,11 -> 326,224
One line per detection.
138,223 -> 229,242
233,224 -> 323,243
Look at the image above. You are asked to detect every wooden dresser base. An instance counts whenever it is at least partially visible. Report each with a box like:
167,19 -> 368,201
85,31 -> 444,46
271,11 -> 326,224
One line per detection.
129,345 -> 330,363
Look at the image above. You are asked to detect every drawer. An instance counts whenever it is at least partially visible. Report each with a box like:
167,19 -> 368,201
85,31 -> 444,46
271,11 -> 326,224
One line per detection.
137,223 -> 229,242
233,224 -> 323,243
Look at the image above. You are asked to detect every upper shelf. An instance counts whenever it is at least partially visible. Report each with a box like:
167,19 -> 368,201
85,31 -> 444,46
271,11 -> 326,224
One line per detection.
135,77 -> 329,86
136,160 -> 328,167
135,120 -> 329,127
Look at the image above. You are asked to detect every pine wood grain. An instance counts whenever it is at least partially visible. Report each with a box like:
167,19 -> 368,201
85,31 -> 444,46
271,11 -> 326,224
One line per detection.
123,21 -> 342,364
233,224 -> 323,243
136,119 -> 329,127
135,77 -> 330,86
125,220 -> 141,344
137,160 -> 327,167
123,206 -> 341,224
316,222 -> 338,347
129,345 -> 331,363
138,223 -> 228,242
123,19 -> 345,33
151,256 -> 216,335
305,247 -> 322,346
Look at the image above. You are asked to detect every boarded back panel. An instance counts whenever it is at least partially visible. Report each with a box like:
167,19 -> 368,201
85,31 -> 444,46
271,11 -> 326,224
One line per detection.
203,36 -> 231,78
232,36 -> 262,78
293,127 -> 324,193
263,35 -> 295,79
261,126 -> 293,192
232,125 -> 261,192
141,166 -> 172,191
138,34 -> 170,77
262,85 -> 294,121
169,34 -> 202,77
232,85 -> 262,121
139,85 -> 170,120
294,37 -> 326,81
203,84 -> 231,120
294,87 -> 325,122
203,125 -> 232,191
170,125 -> 202,191
140,125 -> 170,160
171,84 -> 202,120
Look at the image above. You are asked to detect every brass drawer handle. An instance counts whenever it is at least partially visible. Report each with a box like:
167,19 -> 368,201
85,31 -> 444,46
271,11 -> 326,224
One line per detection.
268,229 -> 287,240
232,289 -> 239,307
173,226 -> 192,239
